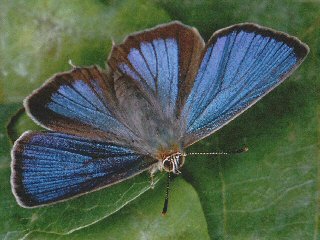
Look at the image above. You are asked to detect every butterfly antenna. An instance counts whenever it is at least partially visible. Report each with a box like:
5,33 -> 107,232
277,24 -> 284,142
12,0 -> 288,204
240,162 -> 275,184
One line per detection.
186,146 -> 248,156
162,170 -> 171,215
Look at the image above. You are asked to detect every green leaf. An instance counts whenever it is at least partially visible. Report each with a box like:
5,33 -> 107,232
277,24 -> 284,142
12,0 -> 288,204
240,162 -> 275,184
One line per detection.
22,178 -> 210,240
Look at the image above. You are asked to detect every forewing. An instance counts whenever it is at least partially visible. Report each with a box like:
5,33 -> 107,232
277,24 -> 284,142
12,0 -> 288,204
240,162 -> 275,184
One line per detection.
108,21 -> 205,118
182,23 -> 309,147
25,66 -> 136,145
11,131 -> 156,207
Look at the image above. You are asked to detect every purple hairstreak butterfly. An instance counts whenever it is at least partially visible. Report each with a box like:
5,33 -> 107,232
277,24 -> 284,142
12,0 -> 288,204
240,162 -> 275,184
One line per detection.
11,21 -> 309,214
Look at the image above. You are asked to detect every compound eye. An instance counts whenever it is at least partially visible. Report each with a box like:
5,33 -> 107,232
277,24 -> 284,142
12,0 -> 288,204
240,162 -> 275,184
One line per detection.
163,160 -> 173,172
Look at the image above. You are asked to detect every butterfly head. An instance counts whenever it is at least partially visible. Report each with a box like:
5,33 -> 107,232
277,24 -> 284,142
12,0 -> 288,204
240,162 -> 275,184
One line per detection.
162,152 -> 185,174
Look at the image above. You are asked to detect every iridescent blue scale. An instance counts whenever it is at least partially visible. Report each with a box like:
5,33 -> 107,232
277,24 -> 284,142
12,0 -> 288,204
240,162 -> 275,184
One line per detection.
48,80 -> 122,133
13,131 -> 154,205
119,38 -> 179,116
182,28 -> 304,144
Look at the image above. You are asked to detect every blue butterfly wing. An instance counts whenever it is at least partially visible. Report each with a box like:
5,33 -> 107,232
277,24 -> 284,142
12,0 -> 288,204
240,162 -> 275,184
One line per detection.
11,22 -> 309,208
25,66 -> 137,146
108,21 -> 205,118
11,131 -> 157,207
181,23 -> 309,147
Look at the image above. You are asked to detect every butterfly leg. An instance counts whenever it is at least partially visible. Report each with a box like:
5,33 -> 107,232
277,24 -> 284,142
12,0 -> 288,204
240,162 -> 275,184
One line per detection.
150,172 -> 155,189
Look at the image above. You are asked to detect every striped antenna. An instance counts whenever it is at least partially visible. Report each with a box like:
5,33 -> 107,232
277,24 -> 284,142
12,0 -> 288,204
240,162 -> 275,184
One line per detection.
186,146 -> 248,156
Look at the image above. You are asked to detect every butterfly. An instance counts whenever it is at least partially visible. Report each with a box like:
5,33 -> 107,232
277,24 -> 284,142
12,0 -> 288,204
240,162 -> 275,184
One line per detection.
11,21 -> 309,212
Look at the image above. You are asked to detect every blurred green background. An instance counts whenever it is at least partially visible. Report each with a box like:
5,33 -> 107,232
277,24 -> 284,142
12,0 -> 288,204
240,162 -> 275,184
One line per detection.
0,0 -> 319,239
